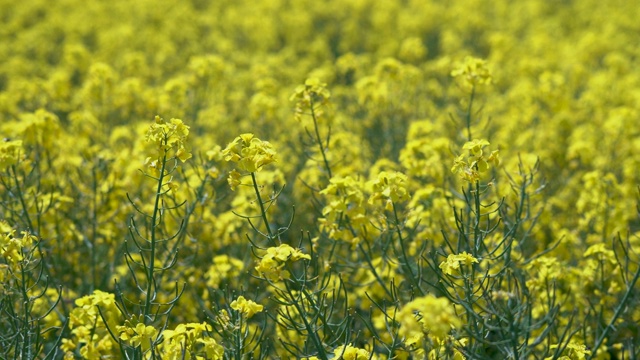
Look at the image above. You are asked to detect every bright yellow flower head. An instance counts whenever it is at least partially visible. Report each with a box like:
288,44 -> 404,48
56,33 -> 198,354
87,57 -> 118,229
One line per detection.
452,139 -> 500,182
397,295 -> 461,344
439,252 -> 479,275
117,318 -> 158,350
230,295 -> 264,318
0,139 -> 23,169
368,171 -> 411,210
333,344 -> 370,360
222,133 -> 277,173
290,77 -> 332,121
145,116 -> 192,166
255,244 -> 311,282
451,56 -> 493,89
159,323 -> 223,359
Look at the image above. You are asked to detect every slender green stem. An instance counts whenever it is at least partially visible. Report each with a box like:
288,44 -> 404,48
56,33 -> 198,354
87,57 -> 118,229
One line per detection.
144,151 -> 168,319
19,261 -> 32,359
250,172 -> 276,245
309,98 -> 332,179
356,242 -> 396,300
588,261 -> 640,359
11,164 -> 34,232
466,86 -> 476,142
234,315 -> 243,360
91,164 -> 98,292
474,180 -> 482,255
391,203 -> 423,295
284,281 -> 328,360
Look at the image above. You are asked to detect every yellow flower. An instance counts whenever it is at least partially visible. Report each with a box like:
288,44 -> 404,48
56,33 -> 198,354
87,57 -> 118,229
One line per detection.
117,321 -> 158,349
333,344 -> 370,360
452,139 -> 500,182
159,323 -> 223,359
439,252 -> 479,275
1,230 -> 37,267
546,342 -> 592,360
462,139 -> 490,156
227,169 -> 242,191
255,244 -> 311,281
0,139 -> 23,169
222,133 -> 277,173
143,116 -> 191,180
451,56 -> 493,89
368,171 -> 410,210
230,296 -> 264,318
290,78 -> 331,121
397,295 -> 461,342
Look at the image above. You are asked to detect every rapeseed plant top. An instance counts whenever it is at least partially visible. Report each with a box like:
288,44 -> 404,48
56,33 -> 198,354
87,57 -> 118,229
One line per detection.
230,295 -> 264,319
451,56 -> 493,89
0,139 -> 23,169
222,133 -> 277,173
2,0 -> 639,358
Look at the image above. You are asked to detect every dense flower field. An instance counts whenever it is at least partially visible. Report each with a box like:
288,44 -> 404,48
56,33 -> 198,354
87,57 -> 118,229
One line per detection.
1,0 -> 640,359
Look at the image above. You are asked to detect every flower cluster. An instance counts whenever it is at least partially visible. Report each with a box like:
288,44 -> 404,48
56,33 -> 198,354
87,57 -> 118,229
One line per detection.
451,139 -> 500,182
439,252 -> 479,276
367,170 -> 411,211
318,176 -> 368,245
451,56 -> 493,89
230,295 -> 264,319
116,316 -> 158,351
0,139 -> 23,169
397,295 -> 462,350
159,323 -> 224,359
290,77 -> 332,122
61,290 -> 121,359
332,344 -> 371,360
145,116 -> 192,165
222,134 -> 277,191
1,228 -> 36,268
254,244 -> 311,281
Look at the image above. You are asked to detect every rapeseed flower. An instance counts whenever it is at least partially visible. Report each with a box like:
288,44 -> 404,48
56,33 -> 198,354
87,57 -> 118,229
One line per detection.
0,139 -> 23,169
439,252 -> 479,275
451,56 -> 493,89
222,133 -> 277,173
255,244 -> 311,281
230,295 -> 264,318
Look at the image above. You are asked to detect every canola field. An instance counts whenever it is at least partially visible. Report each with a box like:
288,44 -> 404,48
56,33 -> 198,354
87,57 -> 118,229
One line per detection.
1,0 -> 640,359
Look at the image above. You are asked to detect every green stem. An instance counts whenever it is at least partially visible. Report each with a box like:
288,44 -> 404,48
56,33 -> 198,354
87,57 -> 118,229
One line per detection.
309,98 -> 332,179
11,164 -> 34,232
144,151 -> 168,319
474,180 -> 482,255
284,281 -> 329,360
392,203 -> 423,295
91,164 -> 98,292
250,172 -> 276,245
588,261 -> 640,359
19,261 -> 32,359
466,86 -> 476,142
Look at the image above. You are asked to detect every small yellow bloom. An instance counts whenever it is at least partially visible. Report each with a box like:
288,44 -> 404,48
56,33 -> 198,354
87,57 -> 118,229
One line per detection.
333,344 -> 370,360
230,296 -> 264,318
222,133 -> 277,173
398,295 -> 461,342
0,139 -> 23,169
227,169 -> 242,191
255,244 -> 311,281
117,322 -> 158,348
145,116 -> 191,163
368,171 -> 410,209
452,139 -> 500,183
451,56 -> 493,89
439,252 -> 479,275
